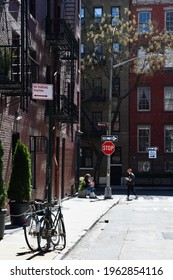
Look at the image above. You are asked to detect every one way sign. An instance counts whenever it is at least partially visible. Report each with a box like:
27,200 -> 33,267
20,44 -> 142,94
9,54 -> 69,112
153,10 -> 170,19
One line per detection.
101,135 -> 118,142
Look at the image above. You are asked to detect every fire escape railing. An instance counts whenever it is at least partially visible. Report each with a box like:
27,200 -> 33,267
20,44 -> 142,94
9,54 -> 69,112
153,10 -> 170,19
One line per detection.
55,94 -> 78,124
0,45 -> 21,95
45,18 -> 79,127
45,18 -> 78,57
0,45 -> 39,96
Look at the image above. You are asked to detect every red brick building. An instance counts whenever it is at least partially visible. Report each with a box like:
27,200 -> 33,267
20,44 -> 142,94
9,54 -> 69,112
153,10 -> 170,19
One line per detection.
130,0 -> 173,185
0,0 -> 80,201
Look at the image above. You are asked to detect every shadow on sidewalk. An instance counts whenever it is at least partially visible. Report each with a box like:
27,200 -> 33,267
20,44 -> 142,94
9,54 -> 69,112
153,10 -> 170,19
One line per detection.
5,224 -> 21,230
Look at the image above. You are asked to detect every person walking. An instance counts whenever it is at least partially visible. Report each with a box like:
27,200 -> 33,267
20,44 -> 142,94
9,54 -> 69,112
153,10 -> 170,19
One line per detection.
126,168 -> 138,201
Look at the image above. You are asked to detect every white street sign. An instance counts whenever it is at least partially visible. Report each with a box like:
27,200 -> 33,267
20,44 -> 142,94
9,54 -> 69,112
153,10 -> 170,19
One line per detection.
149,150 -> 157,159
32,83 -> 53,100
101,135 -> 118,142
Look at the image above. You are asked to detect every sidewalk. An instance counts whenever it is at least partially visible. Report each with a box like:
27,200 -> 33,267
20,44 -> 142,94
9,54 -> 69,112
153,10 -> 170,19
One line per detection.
0,194 -> 123,260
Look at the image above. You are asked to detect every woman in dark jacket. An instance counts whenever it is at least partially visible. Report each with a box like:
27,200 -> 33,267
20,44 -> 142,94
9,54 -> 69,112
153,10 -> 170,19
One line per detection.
126,168 -> 138,201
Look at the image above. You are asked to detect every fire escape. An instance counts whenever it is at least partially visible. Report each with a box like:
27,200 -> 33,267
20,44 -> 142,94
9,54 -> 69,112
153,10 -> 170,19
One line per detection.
45,0 -> 79,136
0,0 -> 39,111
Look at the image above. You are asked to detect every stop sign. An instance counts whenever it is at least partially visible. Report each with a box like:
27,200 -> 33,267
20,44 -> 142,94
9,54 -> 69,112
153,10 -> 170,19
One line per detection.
102,141 -> 115,155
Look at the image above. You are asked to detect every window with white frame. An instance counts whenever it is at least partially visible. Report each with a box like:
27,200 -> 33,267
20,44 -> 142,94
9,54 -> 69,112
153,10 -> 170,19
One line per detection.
164,87 -> 173,111
164,48 -> 173,68
137,87 -> 150,111
111,7 -> 120,26
138,125 -> 150,152
165,125 -> 173,152
165,11 -> 173,32
137,48 -> 149,70
138,11 -> 151,33
165,161 -> 173,172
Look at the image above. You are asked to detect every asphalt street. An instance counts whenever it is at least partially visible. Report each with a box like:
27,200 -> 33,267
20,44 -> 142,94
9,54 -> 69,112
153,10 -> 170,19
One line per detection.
63,191 -> 173,260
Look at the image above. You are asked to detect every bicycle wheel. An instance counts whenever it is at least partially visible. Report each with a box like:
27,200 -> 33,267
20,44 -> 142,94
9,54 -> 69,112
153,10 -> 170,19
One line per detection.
24,214 -> 39,252
52,216 -> 66,249
37,217 -> 51,253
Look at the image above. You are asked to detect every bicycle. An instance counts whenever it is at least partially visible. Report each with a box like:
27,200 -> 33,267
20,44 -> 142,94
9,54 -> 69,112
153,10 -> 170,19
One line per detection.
37,200 -> 66,253
23,200 -> 44,252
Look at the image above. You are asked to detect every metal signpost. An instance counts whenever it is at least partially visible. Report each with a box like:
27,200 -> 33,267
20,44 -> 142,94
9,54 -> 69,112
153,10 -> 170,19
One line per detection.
147,147 -> 158,185
32,83 -> 53,203
101,137 -> 117,199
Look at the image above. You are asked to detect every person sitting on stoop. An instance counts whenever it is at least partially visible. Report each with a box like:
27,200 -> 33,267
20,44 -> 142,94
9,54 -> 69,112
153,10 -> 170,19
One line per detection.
84,173 -> 97,198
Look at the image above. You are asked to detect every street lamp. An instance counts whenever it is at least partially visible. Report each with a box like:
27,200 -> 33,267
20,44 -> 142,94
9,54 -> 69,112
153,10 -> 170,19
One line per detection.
105,52 -> 163,199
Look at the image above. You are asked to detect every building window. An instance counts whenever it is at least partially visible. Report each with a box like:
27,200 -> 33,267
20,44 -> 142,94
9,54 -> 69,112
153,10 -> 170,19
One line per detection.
93,78 -> 102,100
164,48 -> 173,68
80,147 -> 93,168
165,11 -> 173,32
113,43 -> 120,55
138,11 -> 151,33
138,125 -> 150,152
137,87 -> 150,111
164,87 -> 173,111
165,161 -> 173,172
165,125 -> 173,152
138,48 -> 149,70
138,161 -> 151,172
81,7 -> 85,25
94,7 -> 103,25
92,112 -> 102,132
112,78 -> 120,97
81,43 -> 85,58
29,0 -> 36,18
30,136 -> 48,189
81,111 -> 86,131
111,7 -> 120,26
94,44 -> 102,60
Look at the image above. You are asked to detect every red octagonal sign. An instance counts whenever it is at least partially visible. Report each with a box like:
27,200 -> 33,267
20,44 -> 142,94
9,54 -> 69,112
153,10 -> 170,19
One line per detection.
102,141 -> 115,155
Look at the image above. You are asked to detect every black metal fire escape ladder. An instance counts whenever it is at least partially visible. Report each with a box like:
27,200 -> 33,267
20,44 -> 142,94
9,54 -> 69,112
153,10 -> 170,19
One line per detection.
0,0 -> 29,112
45,0 -> 79,141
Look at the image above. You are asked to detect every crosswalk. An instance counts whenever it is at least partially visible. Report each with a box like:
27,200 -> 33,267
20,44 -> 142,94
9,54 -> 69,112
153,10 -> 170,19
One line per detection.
134,207 -> 173,212
122,195 -> 173,212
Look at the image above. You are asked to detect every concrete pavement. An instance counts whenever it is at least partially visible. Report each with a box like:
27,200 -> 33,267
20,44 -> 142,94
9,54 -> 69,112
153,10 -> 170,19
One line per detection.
0,194 -> 123,260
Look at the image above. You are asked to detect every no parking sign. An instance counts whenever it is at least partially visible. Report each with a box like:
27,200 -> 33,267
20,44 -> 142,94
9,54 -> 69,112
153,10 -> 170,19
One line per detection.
147,147 -> 158,159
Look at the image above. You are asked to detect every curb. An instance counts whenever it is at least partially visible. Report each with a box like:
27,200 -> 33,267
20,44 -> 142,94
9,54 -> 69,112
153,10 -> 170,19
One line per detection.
58,197 -> 121,260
